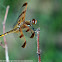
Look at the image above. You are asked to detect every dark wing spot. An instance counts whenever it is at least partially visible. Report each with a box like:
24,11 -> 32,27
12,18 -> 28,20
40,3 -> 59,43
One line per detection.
21,10 -> 26,16
20,34 -> 24,38
18,10 -> 26,19
22,2 -> 27,7
30,32 -> 35,38
22,41 -> 26,48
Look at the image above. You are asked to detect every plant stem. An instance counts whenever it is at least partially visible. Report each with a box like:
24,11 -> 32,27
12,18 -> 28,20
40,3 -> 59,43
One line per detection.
36,28 -> 41,62
3,5 -> 10,62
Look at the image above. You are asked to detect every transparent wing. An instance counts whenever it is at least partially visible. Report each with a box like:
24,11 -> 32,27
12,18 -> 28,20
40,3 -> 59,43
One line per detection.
13,2 -> 28,29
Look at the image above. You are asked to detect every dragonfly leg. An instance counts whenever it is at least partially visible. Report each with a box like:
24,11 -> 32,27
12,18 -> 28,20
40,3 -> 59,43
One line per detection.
23,24 -> 35,38
19,27 -> 26,48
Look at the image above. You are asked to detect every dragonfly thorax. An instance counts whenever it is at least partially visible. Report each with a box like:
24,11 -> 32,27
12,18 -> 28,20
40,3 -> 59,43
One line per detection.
17,22 -> 23,28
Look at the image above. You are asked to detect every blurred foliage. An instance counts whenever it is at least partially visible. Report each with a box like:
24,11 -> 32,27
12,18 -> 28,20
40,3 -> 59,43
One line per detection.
0,0 -> 62,62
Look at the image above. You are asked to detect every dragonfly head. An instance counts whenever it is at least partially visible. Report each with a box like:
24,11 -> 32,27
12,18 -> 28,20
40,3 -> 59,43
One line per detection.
31,19 -> 37,25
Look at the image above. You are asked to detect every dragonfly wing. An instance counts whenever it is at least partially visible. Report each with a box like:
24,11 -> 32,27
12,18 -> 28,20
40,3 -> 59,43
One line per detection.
17,2 -> 28,23
14,2 -> 28,29
21,24 -> 35,38
19,26 -> 26,48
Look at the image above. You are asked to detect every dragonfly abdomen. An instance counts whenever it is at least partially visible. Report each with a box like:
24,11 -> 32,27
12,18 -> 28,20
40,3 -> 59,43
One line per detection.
0,29 -> 16,37
0,33 -> 7,37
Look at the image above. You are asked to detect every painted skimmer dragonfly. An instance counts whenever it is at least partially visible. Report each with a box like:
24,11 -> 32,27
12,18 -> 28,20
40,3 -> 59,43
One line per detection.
0,2 -> 37,48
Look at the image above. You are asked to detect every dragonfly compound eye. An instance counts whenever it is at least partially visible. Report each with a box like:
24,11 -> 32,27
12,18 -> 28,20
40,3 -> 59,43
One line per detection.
32,19 -> 37,25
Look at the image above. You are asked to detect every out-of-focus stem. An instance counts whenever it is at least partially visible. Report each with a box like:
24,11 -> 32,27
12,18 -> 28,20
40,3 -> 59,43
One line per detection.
3,5 -> 10,62
35,27 -> 41,62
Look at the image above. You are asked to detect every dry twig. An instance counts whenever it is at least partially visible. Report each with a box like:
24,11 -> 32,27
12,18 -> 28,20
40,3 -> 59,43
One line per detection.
35,27 -> 41,62
1,5 -> 10,62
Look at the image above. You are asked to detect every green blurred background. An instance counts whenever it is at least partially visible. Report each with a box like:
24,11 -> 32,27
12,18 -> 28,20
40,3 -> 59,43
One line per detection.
0,0 -> 62,62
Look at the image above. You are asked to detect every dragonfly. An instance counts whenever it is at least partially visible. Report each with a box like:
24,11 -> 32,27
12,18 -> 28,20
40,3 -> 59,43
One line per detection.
0,2 -> 37,48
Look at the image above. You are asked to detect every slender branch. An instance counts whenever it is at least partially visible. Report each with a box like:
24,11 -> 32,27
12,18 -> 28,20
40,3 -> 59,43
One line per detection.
35,27 -> 41,62
0,42 -> 5,48
2,5 -> 10,62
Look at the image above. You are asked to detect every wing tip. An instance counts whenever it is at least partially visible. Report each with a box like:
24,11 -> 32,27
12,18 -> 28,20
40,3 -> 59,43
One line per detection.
30,32 -> 35,38
21,41 -> 26,48
22,2 -> 28,7
20,34 -> 24,38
